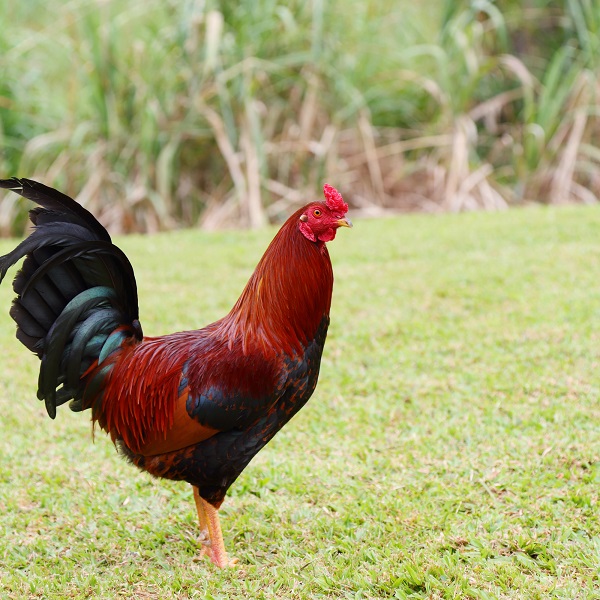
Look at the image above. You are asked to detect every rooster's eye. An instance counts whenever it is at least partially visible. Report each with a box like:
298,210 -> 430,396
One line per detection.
313,209 -> 322,217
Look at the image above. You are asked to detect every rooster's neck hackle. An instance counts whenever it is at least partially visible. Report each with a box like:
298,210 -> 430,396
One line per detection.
218,207 -> 334,356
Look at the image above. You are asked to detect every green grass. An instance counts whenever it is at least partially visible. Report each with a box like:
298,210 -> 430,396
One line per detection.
0,0 -> 440,231
2,205 -> 600,598
3,1 -> 600,231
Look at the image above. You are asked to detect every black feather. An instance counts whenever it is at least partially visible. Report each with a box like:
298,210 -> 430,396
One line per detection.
0,178 -> 111,242
11,288 -> 56,337
0,178 -> 142,418
38,286 -> 118,407
64,309 -> 121,395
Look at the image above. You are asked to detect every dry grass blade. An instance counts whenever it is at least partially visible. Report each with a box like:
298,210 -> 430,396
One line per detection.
241,114 -> 265,229
548,71 -> 593,205
358,111 -> 385,203
443,116 -> 476,212
550,108 -> 588,204
198,102 -> 247,226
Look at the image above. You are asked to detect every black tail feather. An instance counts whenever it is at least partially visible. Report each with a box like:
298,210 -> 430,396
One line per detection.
0,178 -> 111,242
0,177 -> 142,419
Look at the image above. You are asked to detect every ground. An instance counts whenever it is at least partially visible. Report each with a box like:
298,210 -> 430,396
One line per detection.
1,205 -> 600,599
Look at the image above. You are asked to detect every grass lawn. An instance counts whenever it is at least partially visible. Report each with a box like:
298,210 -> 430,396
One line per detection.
1,205 -> 600,598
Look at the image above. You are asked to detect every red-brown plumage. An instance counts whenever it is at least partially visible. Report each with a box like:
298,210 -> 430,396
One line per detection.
89,333 -> 192,451
88,204 -> 337,455
0,178 -> 351,567
216,204 -> 335,355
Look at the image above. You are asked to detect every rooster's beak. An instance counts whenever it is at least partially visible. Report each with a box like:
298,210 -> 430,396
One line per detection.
337,217 -> 353,228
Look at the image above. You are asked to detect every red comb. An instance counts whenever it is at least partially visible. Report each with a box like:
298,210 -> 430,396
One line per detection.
323,184 -> 348,214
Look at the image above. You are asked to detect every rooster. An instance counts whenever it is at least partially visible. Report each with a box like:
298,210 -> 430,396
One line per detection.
0,178 -> 351,567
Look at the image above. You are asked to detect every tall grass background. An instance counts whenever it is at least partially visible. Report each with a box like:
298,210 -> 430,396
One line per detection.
1,0 -> 599,234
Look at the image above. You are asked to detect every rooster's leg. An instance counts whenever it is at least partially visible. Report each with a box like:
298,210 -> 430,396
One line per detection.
192,486 -> 210,557
192,485 -> 235,568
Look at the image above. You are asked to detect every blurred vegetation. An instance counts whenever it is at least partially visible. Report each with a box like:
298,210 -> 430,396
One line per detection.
0,0 -> 599,234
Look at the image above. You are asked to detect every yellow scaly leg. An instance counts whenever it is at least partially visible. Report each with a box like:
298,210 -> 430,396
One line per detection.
192,485 -> 237,568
